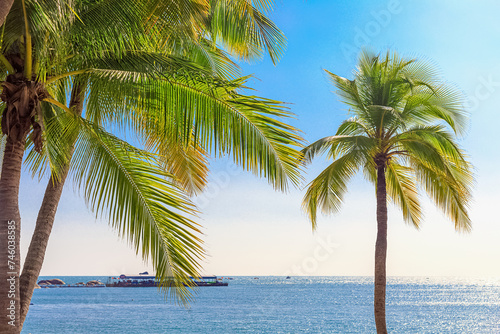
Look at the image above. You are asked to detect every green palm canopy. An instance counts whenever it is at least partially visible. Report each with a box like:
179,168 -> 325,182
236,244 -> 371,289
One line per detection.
0,2 -> 302,327
302,50 -> 473,333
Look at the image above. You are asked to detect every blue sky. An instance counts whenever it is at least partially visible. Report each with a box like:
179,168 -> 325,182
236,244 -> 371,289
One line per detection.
18,0 -> 500,277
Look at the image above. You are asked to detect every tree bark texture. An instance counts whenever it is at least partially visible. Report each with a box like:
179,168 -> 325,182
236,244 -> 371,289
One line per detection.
18,83 -> 85,329
18,169 -> 70,328
0,136 -> 26,333
374,165 -> 388,334
0,0 -> 14,28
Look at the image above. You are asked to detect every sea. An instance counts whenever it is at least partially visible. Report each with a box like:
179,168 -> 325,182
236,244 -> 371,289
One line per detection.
22,276 -> 500,333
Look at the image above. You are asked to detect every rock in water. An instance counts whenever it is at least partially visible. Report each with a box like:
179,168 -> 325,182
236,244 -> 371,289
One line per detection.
37,278 -> 65,285
37,280 -> 51,286
86,280 -> 103,286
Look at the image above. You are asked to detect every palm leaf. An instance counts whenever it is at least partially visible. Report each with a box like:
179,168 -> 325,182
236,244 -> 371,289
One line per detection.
302,149 -> 366,229
70,115 -> 204,303
83,72 -> 303,191
385,162 -> 421,228
208,0 -> 286,64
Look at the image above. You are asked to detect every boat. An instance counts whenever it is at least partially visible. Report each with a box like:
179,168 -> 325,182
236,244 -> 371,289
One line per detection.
105,275 -> 228,287
192,276 -> 228,287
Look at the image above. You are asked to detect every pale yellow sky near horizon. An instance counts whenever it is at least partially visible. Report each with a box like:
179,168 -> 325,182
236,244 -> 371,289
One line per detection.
21,165 -> 500,278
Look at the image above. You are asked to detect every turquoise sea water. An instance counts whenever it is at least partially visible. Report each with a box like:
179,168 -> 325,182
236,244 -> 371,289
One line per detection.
22,276 -> 500,333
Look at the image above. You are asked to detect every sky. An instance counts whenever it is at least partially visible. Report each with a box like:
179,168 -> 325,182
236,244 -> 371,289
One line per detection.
17,0 -> 500,277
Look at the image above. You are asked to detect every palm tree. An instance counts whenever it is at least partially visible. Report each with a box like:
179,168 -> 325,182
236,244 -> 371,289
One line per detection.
0,1 -> 302,331
0,0 -> 14,27
302,50 -> 473,333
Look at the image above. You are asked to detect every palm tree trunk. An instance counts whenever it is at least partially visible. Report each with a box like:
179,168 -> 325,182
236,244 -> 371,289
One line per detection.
0,0 -> 14,27
374,165 -> 388,334
0,136 -> 26,333
18,168 -> 70,327
18,82 -> 85,329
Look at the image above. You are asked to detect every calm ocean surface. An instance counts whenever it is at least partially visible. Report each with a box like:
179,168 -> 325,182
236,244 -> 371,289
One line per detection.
22,276 -> 500,333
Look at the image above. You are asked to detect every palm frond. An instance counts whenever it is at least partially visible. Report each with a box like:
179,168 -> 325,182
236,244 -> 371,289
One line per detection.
385,162 -> 421,228
302,134 -> 376,164
69,0 -> 148,59
147,137 -> 210,196
335,118 -> 371,137
70,115 -> 204,304
302,149 -> 366,229
324,69 -> 366,114
397,129 -> 473,231
301,136 -> 337,164
422,85 -> 468,136
209,0 -> 286,64
83,72 -> 303,191
412,160 -> 472,231
393,125 -> 468,164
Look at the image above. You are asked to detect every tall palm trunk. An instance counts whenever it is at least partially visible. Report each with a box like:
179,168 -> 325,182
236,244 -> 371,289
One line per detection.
0,0 -> 14,27
0,136 -> 26,333
374,164 -> 388,334
0,67 -> 47,333
18,168 -> 70,327
19,83 -> 84,328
